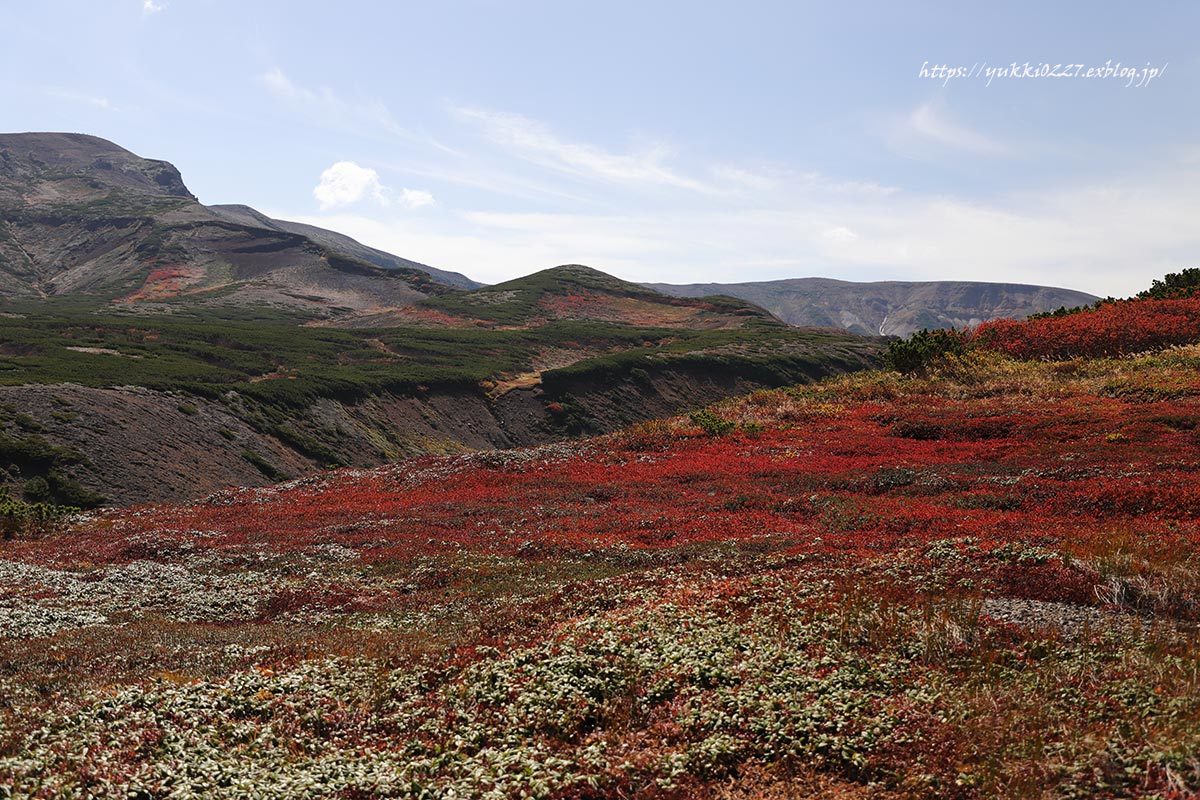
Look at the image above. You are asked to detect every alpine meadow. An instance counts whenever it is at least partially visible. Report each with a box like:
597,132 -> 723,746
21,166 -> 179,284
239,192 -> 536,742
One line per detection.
2,3 -> 1199,799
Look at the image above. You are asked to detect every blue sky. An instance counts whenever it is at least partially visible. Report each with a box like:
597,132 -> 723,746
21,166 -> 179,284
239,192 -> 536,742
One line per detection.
3,0 -> 1198,295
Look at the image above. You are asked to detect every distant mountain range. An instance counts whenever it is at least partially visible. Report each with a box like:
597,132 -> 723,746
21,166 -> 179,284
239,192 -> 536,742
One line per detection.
646,278 -> 1098,337
0,131 -> 1096,335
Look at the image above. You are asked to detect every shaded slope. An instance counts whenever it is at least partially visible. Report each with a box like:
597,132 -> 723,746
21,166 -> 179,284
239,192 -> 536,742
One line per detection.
207,204 -> 480,289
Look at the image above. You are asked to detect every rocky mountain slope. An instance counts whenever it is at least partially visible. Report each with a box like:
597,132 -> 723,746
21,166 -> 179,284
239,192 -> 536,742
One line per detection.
647,277 -> 1098,337
0,132 -> 471,317
207,204 -> 480,290
12,131 -> 1108,509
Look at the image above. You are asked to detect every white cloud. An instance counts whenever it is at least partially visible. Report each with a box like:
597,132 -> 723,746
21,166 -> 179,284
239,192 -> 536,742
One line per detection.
312,161 -> 434,212
142,0 -> 163,13
313,162 -> 388,210
821,226 -> 859,244
900,101 -> 1010,157
453,106 -> 717,193
397,188 -> 436,209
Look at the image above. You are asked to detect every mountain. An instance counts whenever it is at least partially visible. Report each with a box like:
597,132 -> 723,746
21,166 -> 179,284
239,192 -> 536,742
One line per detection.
646,278 -> 1099,337
1,133 -> 1097,338
0,132 -> 470,317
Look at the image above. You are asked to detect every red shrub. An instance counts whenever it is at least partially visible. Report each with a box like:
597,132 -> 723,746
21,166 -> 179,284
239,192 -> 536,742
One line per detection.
974,296 -> 1200,359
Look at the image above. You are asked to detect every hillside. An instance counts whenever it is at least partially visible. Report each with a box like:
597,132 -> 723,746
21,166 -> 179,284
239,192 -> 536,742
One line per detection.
401,264 -> 777,329
648,277 -> 1098,336
3,294 -> 1197,797
0,293 -> 878,506
0,132 -> 466,316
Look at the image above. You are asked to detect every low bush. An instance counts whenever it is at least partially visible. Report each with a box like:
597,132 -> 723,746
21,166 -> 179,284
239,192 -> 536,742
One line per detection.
0,487 -> 78,539
883,328 -> 968,374
690,409 -> 735,436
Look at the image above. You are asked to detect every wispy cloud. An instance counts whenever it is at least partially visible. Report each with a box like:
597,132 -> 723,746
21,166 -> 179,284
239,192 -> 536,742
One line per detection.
901,100 -> 1011,157
261,67 -> 401,136
142,0 -> 163,14
709,165 -> 778,192
48,89 -> 112,110
453,106 -> 717,193
260,67 -> 444,148
396,188 -> 436,209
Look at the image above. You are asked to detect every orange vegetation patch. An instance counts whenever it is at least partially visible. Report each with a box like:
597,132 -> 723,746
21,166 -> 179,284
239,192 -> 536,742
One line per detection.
121,265 -> 206,303
383,305 -> 480,328
539,291 -> 711,327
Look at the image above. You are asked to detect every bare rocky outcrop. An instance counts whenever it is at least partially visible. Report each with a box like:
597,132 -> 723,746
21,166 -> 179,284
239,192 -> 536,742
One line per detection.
0,350 -> 867,507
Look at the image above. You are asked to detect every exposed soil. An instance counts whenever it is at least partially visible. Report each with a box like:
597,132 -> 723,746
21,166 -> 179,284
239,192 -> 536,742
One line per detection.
0,363 -> 834,507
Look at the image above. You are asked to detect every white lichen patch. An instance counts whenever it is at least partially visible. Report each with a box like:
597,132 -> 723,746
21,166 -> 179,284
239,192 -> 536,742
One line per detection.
0,557 -> 270,638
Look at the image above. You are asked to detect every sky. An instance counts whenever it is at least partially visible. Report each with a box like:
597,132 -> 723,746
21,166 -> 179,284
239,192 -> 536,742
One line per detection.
2,0 -> 1198,296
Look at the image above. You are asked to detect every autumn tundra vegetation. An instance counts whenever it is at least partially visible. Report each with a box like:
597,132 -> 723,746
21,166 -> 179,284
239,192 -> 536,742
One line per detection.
2,274 -> 1200,799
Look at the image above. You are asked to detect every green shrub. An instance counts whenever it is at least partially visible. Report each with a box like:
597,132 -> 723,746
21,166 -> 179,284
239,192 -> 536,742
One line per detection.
0,487 -> 78,539
241,450 -> 285,481
14,413 -> 42,431
883,328 -> 969,375
1138,267 -> 1200,300
690,409 -> 735,437
45,470 -> 106,508
22,476 -> 50,502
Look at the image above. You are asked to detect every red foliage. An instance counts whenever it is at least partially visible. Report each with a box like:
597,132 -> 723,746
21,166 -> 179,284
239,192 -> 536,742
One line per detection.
10,376 -> 1194,622
121,265 -> 203,303
974,295 -> 1200,359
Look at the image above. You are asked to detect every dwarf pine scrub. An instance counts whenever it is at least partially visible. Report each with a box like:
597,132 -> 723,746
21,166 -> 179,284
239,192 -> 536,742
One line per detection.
3,303 -> 1200,797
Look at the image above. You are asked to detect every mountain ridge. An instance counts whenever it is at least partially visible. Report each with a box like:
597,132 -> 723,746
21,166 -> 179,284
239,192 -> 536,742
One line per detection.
646,277 -> 1099,337
206,203 -> 479,290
